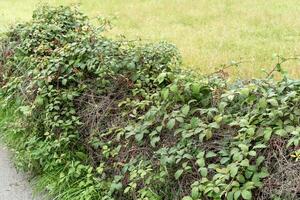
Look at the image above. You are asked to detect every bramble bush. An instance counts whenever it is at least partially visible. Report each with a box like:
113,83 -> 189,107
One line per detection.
0,6 -> 299,200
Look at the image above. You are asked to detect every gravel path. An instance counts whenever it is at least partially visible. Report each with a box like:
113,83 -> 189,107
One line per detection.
0,144 -> 41,200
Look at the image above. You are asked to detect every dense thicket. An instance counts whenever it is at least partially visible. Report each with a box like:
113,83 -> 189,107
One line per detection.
0,6 -> 299,200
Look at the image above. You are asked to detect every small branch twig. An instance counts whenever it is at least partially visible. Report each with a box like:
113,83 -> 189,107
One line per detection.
266,55 -> 300,78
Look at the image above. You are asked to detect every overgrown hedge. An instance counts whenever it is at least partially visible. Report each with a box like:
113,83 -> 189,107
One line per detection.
0,6 -> 299,200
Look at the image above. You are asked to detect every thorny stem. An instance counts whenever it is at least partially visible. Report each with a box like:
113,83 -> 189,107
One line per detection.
266,55 -> 300,78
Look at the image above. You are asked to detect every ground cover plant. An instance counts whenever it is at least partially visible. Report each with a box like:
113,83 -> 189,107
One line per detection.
0,6 -> 299,200
1,0 -> 300,78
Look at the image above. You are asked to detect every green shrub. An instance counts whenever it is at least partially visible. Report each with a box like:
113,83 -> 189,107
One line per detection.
0,6 -> 299,200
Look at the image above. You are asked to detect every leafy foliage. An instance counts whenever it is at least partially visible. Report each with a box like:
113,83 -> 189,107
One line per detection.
0,6 -> 299,200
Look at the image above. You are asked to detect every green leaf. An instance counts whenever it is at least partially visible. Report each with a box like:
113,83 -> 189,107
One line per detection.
229,165 -> 239,177
238,144 -> 249,152
170,84 -> 178,93
233,152 -> 243,161
181,105 -> 190,116
182,196 -> 193,200
240,159 -> 250,167
205,129 -> 213,140
96,166 -> 104,174
161,88 -> 169,100
234,191 -> 241,200
214,115 -> 223,123
191,83 -> 201,95
258,171 -> 269,178
196,157 -> 205,167
263,127 -> 272,142
110,182 -> 122,192
241,190 -> 252,200
216,167 -> 229,174
199,167 -> 208,177
220,157 -> 230,164
258,98 -> 267,108
268,98 -> 278,107
227,191 -> 234,200
206,151 -> 217,158
248,150 -> 256,157
157,72 -> 167,84
75,151 -> 87,160
175,169 -> 183,180
275,129 -> 287,136
135,132 -> 144,142
19,106 -> 32,116
150,136 -> 160,147
190,117 -> 200,128
176,117 -> 184,123
253,144 -> 267,149
34,95 -> 44,105
62,78 -> 67,86
127,62 -> 135,70
240,88 -> 250,96
191,187 -> 199,198
167,119 -> 176,130
237,174 -> 246,183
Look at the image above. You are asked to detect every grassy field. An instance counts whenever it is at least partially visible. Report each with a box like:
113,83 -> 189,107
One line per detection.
1,0 -> 300,78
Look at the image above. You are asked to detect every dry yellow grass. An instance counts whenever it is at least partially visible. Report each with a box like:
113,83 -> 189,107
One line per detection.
1,0 -> 300,79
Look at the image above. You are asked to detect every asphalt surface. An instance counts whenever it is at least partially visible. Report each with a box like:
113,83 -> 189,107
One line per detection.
0,145 -> 40,200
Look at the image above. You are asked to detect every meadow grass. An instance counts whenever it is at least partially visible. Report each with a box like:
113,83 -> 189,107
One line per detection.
1,0 -> 300,78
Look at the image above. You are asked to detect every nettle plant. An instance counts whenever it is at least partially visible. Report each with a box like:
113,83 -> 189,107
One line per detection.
0,6 -> 299,200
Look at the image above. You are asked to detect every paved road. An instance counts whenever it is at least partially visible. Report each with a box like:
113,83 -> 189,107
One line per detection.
0,145 -> 41,200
